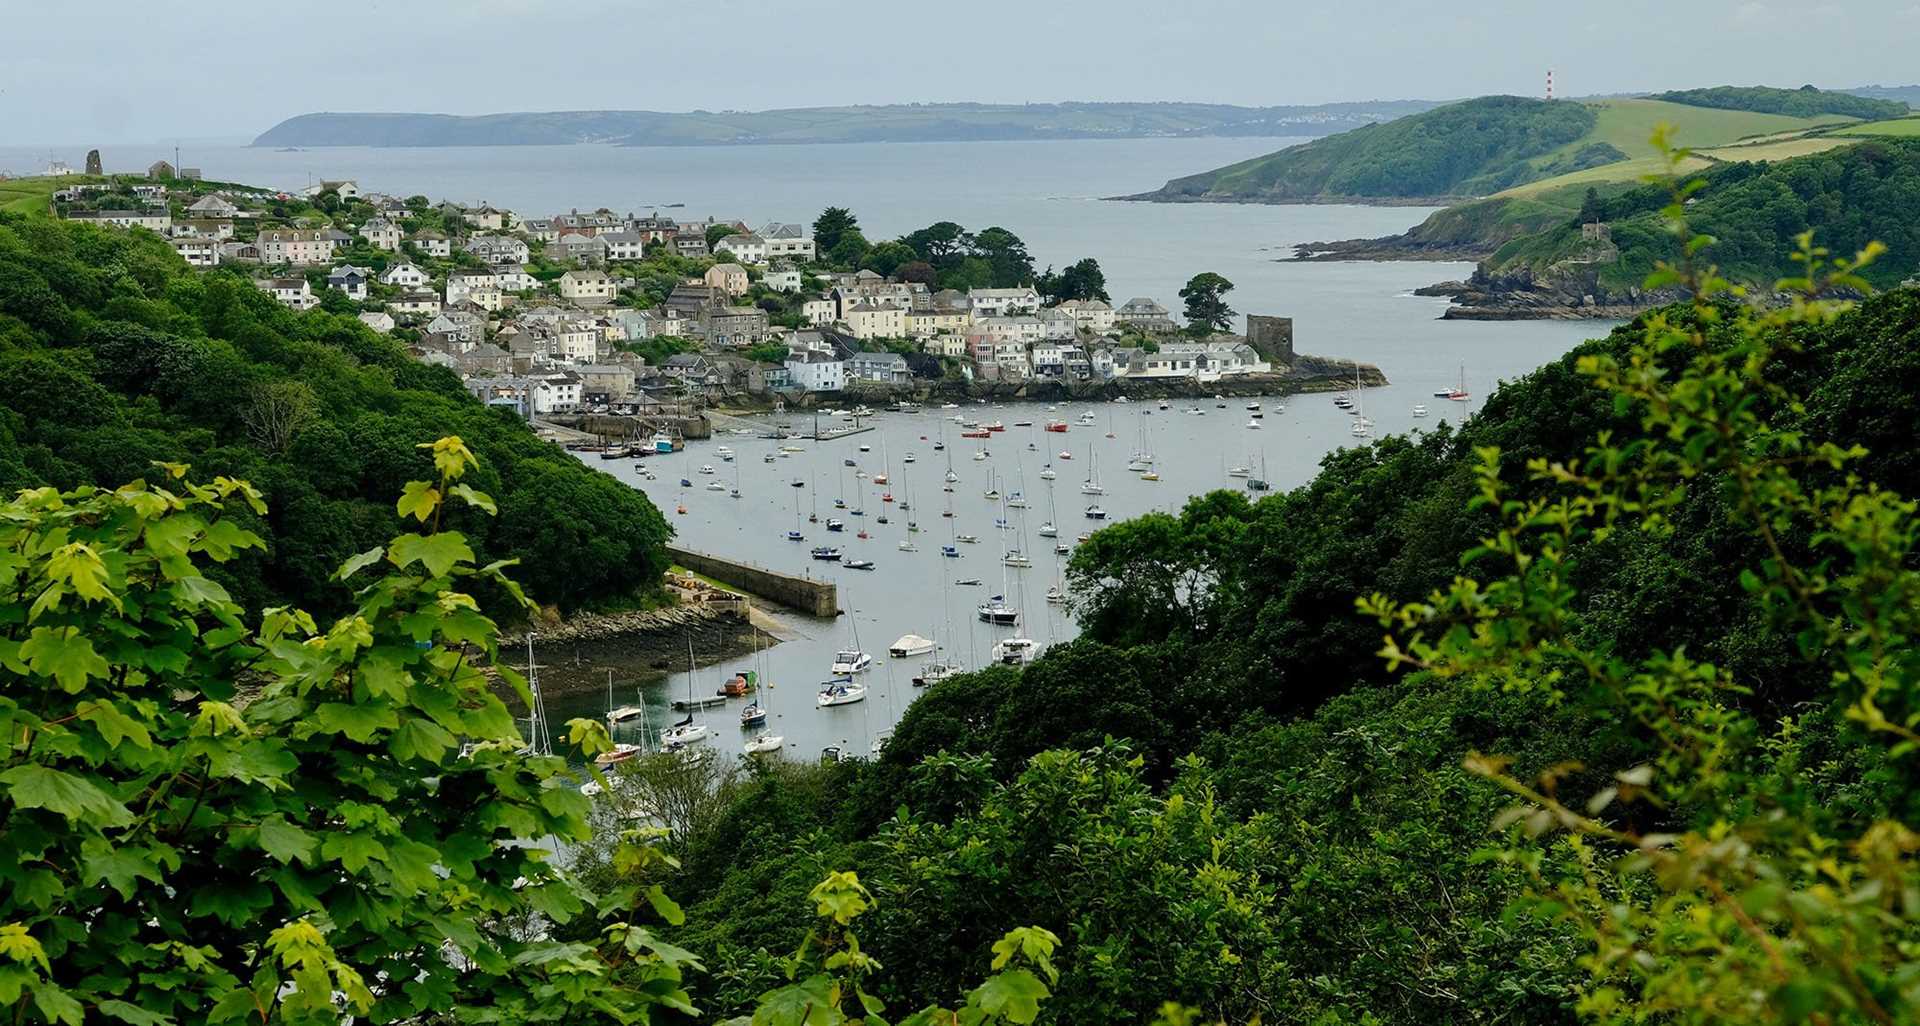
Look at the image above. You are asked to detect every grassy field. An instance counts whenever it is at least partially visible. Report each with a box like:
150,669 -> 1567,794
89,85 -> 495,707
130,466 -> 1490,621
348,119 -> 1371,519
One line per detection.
1496,155 -> 1711,199
1833,116 -> 1920,137
0,177 -> 61,217
1697,136 -> 1861,161
1566,99 -> 1853,158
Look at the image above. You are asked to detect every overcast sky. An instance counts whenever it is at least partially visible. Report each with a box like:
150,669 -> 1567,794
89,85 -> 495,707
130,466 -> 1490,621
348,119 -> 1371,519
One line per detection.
5,0 -> 1915,144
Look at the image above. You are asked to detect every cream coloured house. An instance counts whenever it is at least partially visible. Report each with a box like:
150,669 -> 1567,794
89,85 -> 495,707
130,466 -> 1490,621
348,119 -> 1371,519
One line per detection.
559,269 -> 617,303
704,262 -> 750,296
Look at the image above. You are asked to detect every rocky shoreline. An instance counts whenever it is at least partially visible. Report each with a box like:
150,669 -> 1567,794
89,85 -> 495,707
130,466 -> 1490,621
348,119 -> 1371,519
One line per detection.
499,587 -> 772,700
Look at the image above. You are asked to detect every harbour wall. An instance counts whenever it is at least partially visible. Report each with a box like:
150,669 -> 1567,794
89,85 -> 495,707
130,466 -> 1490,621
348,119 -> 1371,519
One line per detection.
666,545 -> 839,618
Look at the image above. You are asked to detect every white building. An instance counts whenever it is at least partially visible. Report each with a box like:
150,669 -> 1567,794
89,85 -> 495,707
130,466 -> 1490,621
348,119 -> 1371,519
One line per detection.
258,229 -> 335,266
410,232 -> 452,258
765,267 -> 804,293
713,233 -> 768,264
359,217 -> 402,251
802,300 -> 836,326
531,371 -> 583,414
358,311 -> 396,333
977,315 -> 1045,346
381,261 -> 429,288
845,304 -> 906,340
169,236 -> 220,267
559,269 -> 617,303
600,231 -> 648,261
553,320 -> 601,363
257,277 -> 317,310
327,265 -> 372,301
1059,299 -> 1116,333
968,287 -> 1041,317
785,350 -> 845,392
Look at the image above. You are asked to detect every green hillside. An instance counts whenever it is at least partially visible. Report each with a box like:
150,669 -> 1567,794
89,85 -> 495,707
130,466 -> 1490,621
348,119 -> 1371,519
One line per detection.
1131,88 -> 1868,204
1836,115 -> 1920,137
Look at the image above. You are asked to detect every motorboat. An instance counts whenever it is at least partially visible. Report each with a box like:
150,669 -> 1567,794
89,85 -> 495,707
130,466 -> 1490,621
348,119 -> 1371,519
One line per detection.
607,704 -> 645,724
977,596 -> 1020,626
818,680 -> 868,707
811,546 -> 842,561
1247,419 -> 1260,430
957,534 -> 979,544
913,661 -> 964,687
1140,471 -> 1160,481
661,721 -> 709,750
1037,522 -> 1058,538
889,634 -> 936,658
1227,466 -> 1250,478
1412,404 -> 1430,418
1058,451 -> 1073,460
941,545 -> 960,557
744,733 -> 784,754
898,540 -> 919,552
1003,550 -> 1032,568
740,703 -> 767,728
706,481 -> 727,491
845,559 -> 876,571
831,649 -> 873,674
699,464 -> 717,475
871,730 -> 893,757
992,637 -> 1038,666
715,446 -> 733,459
595,742 -> 642,766
1045,421 -> 1069,432
1084,505 -> 1108,520
972,452 -> 988,462
827,518 -> 845,532
955,578 -> 983,586
1039,466 -> 1057,480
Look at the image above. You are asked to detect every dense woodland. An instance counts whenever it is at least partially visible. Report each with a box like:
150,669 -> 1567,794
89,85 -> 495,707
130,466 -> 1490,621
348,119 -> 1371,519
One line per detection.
1490,137 -> 1920,290
0,213 -> 673,615
1651,84 -> 1908,120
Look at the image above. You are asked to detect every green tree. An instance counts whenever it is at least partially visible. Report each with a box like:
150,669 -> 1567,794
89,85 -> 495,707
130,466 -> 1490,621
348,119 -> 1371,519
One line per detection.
972,226 -> 1035,287
705,224 -> 738,250
861,240 -> 918,278
811,206 -> 859,254
1037,257 -> 1109,303
1178,272 -> 1235,335
827,230 -> 871,268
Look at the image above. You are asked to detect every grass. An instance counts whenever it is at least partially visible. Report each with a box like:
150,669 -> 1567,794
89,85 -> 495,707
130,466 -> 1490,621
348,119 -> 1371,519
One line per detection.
1833,116 -> 1920,138
1496,155 -> 1711,199
1562,99 -> 1853,159
0,176 -> 62,217
1697,136 -> 1861,162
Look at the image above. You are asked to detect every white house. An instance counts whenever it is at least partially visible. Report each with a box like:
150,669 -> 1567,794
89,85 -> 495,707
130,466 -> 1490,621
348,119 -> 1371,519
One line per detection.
465,235 -> 530,265
845,304 -> 906,341
258,229 -> 334,266
358,311 -> 396,333
713,233 -> 768,264
464,205 -> 511,232
599,231 -> 649,261
553,320 -> 601,363
977,315 -> 1045,346
257,277 -> 317,310
381,262 -> 429,288
360,217 -> 402,251
922,334 -> 969,359
847,351 -> 911,385
389,291 -> 442,316
1031,344 -> 1068,377
968,287 -> 1041,317
409,231 -> 451,258
327,265 -> 372,301
906,309 -> 971,339
559,269 -> 617,304
169,236 -> 220,268
185,195 -> 239,218
530,371 -> 583,414
493,265 -> 539,293
765,267 -> 804,293
1060,298 -> 1116,333
785,350 -> 845,392
802,299 -> 837,326
445,269 -> 498,306
992,341 -> 1031,378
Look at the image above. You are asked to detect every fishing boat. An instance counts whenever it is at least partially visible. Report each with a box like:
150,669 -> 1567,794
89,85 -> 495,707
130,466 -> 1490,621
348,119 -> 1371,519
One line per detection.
817,679 -> 868,707
826,518 -> 845,532
787,530 -> 805,542
985,421 -> 1006,432
1045,421 -> 1069,432
811,546 -> 842,561
889,634 -> 936,658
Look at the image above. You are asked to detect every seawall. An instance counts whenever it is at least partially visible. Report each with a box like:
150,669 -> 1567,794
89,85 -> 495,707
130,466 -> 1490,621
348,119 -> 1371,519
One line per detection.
667,545 -> 838,618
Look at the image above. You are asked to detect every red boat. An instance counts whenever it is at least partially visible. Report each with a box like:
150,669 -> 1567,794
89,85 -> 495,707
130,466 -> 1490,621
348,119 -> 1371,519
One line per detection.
1044,421 -> 1069,432
960,430 -> 991,439
985,422 -> 1006,432
882,493 -> 895,503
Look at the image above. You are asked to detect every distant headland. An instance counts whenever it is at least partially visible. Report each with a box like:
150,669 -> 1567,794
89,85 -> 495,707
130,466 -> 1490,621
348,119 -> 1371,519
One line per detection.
249,100 -> 1442,148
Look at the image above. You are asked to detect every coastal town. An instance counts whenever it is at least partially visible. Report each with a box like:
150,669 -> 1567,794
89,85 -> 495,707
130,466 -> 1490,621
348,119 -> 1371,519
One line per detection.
42,159 -> 1374,418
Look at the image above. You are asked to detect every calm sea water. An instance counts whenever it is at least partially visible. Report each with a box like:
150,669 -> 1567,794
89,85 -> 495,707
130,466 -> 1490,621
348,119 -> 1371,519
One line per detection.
3,137 -> 1616,761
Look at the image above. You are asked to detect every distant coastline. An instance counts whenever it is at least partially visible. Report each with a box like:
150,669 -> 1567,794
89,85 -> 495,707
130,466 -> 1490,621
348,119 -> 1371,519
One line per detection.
250,100 -> 1441,149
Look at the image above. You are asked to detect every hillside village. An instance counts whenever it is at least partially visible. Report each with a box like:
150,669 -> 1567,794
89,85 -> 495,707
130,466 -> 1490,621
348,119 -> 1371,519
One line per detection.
46,164 -> 1325,416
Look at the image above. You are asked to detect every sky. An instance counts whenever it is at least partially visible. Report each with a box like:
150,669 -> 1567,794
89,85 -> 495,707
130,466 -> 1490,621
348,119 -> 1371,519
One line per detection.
4,0 -> 1916,145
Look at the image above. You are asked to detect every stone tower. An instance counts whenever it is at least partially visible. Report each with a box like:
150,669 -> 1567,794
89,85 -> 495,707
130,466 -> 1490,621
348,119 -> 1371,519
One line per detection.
84,150 -> 102,176
1245,315 -> 1295,365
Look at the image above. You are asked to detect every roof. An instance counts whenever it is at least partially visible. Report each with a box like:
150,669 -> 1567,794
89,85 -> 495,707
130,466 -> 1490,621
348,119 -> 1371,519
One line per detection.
562,269 -> 610,281
708,262 -> 746,275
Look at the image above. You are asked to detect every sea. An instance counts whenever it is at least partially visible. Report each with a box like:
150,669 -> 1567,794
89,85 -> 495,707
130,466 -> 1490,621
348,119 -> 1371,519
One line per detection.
2,136 -> 1615,763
